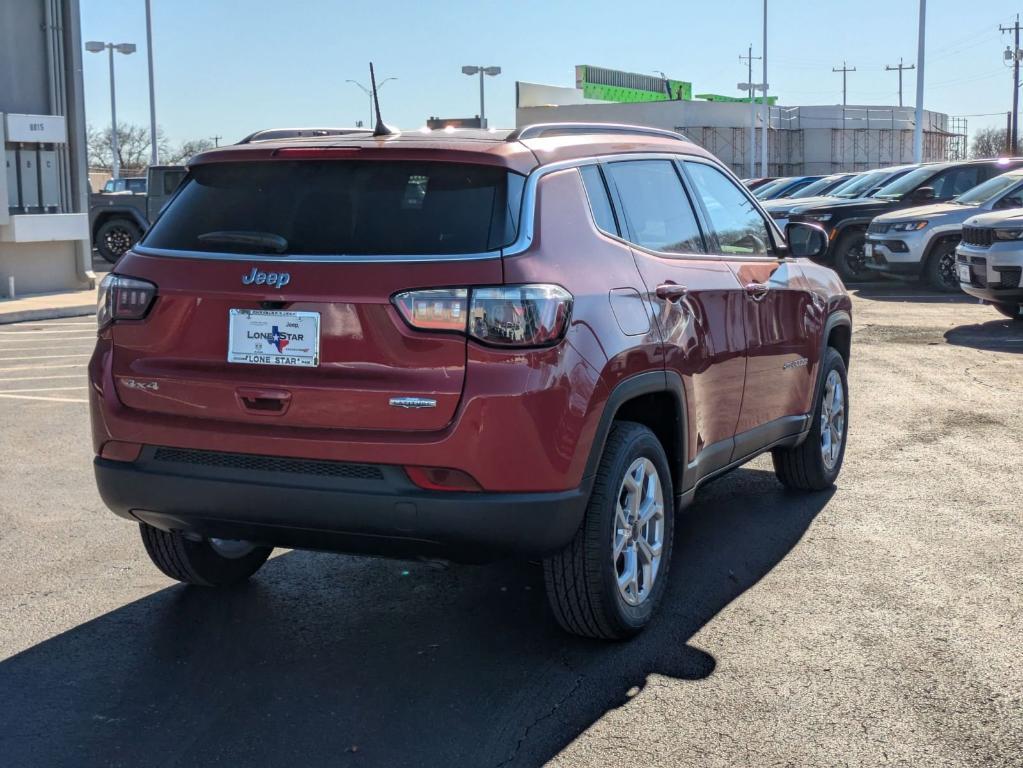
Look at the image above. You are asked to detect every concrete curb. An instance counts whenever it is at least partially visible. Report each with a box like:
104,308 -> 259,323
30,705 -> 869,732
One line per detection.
0,306 -> 96,325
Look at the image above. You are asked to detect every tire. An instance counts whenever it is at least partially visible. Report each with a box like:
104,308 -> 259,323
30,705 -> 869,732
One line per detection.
543,421 -> 675,640
772,347 -> 849,491
95,218 -> 142,264
925,239 -> 961,292
833,228 -> 876,283
993,302 -> 1023,321
139,523 -> 272,586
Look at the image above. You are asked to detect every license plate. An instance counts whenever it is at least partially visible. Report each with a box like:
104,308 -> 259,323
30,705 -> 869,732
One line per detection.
228,309 -> 320,367
863,243 -> 873,260
957,263 -> 971,283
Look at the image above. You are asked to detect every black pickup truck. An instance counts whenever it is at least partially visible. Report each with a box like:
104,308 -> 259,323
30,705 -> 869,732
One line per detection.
787,159 -> 1023,281
89,165 -> 186,262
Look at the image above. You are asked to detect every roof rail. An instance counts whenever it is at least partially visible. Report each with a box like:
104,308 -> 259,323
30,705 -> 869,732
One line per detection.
237,127 -> 371,144
507,122 -> 689,143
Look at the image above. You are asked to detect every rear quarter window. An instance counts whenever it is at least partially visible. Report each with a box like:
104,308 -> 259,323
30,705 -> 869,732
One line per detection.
142,160 -> 525,256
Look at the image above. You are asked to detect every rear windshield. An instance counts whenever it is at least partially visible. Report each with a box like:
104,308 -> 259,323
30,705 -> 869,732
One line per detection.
142,160 -> 525,256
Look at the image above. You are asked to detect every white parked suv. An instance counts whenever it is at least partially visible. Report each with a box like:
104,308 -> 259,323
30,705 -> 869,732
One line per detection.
956,209 -> 1023,320
865,168 -> 1023,291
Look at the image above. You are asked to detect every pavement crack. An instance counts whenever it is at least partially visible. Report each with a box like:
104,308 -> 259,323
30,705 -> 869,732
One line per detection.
494,666 -> 585,768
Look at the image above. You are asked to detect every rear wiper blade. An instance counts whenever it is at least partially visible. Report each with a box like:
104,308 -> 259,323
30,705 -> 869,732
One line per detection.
197,230 -> 288,253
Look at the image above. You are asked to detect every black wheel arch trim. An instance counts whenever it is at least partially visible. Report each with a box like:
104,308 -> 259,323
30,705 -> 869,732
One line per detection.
91,209 -> 149,239
582,370 -> 688,500
806,311 -> 852,442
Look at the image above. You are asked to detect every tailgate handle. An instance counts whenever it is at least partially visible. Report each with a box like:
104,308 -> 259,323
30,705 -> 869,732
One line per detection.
237,387 -> 292,415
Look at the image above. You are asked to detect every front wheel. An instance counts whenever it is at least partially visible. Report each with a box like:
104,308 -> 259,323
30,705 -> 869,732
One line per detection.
544,422 -> 674,640
833,229 -> 876,283
772,347 -> 849,490
925,240 -> 961,292
993,302 -> 1023,321
139,523 -> 272,586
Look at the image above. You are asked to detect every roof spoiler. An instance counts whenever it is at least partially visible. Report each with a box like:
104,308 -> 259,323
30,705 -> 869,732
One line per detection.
237,128 -> 371,144
507,123 -> 689,143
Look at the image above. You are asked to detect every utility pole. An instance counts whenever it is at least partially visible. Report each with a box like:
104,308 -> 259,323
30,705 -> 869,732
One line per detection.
145,0 -> 158,166
913,0 -> 926,163
885,57 -> 915,107
761,0 -> 768,177
740,45 -> 762,178
1001,15 -> 1021,155
212,135 -> 222,148
832,61 -> 856,107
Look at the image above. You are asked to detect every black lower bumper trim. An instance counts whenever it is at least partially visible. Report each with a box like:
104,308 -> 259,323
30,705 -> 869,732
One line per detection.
94,449 -> 589,563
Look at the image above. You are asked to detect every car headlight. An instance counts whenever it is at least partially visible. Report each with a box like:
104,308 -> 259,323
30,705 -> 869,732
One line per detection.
890,220 -> 928,232
804,213 -> 832,223
994,229 -> 1023,241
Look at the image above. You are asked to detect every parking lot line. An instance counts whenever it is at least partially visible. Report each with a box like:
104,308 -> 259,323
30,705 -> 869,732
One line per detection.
0,341 -> 97,352
0,373 -> 84,382
0,385 -> 85,393
0,354 -> 92,362
0,362 -> 86,373
0,392 -> 87,403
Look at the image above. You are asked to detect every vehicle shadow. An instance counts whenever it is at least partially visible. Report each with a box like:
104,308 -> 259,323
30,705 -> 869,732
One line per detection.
2,467 -> 833,768
944,317 -> 1023,354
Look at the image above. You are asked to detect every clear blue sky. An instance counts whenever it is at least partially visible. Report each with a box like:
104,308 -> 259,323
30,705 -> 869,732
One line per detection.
81,0 -> 1022,148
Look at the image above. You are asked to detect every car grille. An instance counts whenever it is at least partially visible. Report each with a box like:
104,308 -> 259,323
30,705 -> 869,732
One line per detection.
151,447 -> 385,480
995,266 -> 1022,289
962,226 -> 993,247
867,220 -> 890,234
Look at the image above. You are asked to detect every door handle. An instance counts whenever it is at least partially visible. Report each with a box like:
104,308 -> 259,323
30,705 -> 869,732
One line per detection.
655,283 -> 689,303
745,282 -> 770,301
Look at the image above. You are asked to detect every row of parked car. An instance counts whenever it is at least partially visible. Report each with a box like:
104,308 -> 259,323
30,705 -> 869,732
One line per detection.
743,159 -> 1023,321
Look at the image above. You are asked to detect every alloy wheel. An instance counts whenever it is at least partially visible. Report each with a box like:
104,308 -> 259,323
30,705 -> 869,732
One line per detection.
820,369 -> 846,470
613,457 -> 665,606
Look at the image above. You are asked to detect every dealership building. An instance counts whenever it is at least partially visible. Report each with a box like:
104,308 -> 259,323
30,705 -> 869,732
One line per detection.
1,0 -> 94,299
517,65 -> 962,177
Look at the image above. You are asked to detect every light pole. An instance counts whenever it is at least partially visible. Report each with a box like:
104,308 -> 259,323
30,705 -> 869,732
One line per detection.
461,66 -> 501,128
913,0 -> 926,163
86,40 -> 136,180
739,81 -> 767,177
346,77 -> 396,128
145,0 -> 158,165
761,0 -> 769,178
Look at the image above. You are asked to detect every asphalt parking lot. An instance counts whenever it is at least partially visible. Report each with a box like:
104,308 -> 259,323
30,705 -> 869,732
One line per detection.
1,287 -> 1021,767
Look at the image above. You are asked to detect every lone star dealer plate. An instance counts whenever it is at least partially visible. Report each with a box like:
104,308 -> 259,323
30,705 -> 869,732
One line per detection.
228,309 -> 320,367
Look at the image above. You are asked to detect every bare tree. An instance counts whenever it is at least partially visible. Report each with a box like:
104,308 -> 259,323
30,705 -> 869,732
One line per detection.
970,126 -> 1010,159
87,123 -> 172,174
164,138 -> 216,166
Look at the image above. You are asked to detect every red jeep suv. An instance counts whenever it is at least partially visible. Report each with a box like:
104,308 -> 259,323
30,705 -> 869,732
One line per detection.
90,123 -> 851,640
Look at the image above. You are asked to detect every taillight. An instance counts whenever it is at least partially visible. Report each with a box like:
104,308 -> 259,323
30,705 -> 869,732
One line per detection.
392,284 -> 572,348
392,288 -> 468,332
97,274 -> 157,328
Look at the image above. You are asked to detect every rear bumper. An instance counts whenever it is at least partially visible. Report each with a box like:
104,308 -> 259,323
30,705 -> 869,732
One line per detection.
94,447 -> 589,562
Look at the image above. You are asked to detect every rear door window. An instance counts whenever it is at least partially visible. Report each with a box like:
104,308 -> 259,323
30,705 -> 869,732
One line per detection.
142,161 -> 525,256
684,161 -> 773,256
931,166 -> 982,199
605,160 -> 705,254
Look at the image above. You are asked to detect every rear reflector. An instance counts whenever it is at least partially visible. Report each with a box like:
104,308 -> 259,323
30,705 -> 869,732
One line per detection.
100,441 -> 143,462
405,466 -> 482,492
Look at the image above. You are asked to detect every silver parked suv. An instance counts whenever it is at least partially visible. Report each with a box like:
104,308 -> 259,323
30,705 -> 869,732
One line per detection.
956,209 -> 1023,320
865,168 -> 1023,291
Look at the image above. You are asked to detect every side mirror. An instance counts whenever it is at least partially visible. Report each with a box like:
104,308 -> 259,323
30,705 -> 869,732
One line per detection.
785,221 -> 829,260
911,186 -> 936,202
996,195 -> 1023,210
